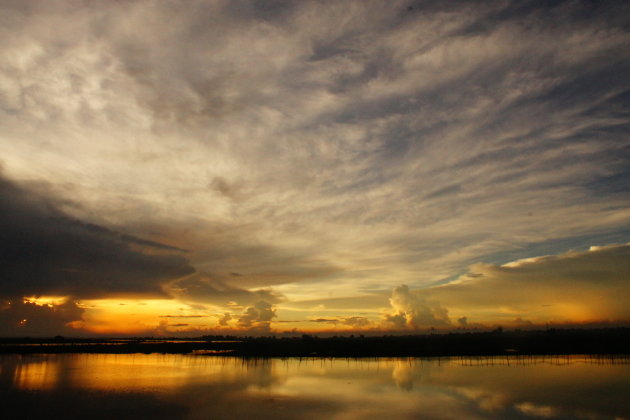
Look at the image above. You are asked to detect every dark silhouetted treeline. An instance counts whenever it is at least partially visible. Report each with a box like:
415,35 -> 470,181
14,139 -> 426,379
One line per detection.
0,328 -> 629,357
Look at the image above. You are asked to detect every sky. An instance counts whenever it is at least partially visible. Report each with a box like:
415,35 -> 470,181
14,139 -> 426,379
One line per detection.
1,0 -> 629,336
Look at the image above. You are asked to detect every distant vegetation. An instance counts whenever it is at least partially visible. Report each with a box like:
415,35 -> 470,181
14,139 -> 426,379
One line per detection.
1,328 -> 629,357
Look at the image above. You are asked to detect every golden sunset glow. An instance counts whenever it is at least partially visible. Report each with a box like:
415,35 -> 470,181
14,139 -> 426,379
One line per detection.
23,297 -> 69,307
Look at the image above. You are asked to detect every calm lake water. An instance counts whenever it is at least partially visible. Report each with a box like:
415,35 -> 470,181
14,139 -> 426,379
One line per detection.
1,354 -> 628,420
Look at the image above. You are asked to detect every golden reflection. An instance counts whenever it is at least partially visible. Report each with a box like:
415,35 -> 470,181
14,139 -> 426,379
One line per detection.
2,355 -> 628,420
392,360 -> 415,390
12,357 -> 60,390
67,354 -> 245,390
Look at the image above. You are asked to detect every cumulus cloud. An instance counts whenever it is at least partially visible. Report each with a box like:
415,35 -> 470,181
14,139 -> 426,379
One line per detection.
384,285 -> 451,329
218,312 -> 232,327
0,173 -> 194,299
238,301 -> 277,332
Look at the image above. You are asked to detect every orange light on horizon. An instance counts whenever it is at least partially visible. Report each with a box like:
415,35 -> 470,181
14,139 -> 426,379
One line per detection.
78,298 -> 219,335
23,296 -> 69,306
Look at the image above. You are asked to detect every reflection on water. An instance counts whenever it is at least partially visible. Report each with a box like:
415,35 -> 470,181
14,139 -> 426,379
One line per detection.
10,357 -> 61,390
1,354 -> 628,420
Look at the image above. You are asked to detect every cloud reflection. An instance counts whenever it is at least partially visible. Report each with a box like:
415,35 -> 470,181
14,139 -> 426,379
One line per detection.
1,354 -> 628,420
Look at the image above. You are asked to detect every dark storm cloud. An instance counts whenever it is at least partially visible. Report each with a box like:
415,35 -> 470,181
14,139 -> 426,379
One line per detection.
0,299 -> 84,336
0,173 -> 194,298
58,219 -> 188,253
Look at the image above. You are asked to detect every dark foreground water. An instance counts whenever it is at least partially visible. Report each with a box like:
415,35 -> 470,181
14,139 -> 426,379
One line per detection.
1,354 -> 628,420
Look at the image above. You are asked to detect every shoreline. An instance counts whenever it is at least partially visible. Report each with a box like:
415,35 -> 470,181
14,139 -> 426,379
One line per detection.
1,328 -> 629,357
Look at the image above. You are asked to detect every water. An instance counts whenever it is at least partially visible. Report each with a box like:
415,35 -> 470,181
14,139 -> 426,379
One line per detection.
1,354 -> 628,419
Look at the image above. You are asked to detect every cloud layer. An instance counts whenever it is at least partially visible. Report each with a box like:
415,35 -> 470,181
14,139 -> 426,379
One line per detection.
0,0 -> 628,333
422,244 -> 630,325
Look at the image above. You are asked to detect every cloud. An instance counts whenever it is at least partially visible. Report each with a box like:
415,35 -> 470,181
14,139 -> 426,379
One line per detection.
0,0 -> 628,316
0,173 -> 194,299
0,299 -> 84,336
167,273 -> 284,307
189,241 -> 341,290
384,285 -> 450,329
425,244 -> 630,324
310,316 -> 373,329
238,301 -> 276,332
218,312 -> 232,327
